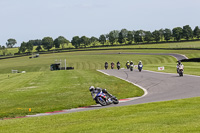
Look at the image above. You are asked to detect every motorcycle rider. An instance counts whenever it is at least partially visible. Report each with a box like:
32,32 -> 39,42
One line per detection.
138,60 -> 143,72
126,61 -> 130,69
105,62 -> 108,70
117,61 -> 120,70
130,61 -> 134,66
130,61 -> 134,71
138,60 -> 142,66
111,62 -> 114,69
89,86 -> 112,102
177,61 -> 184,73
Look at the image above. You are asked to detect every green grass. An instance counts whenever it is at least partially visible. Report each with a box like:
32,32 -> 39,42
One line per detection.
0,49 -> 200,118
1,97 -> 200,133
0,70 -> 143,118
0,43 -> 200,132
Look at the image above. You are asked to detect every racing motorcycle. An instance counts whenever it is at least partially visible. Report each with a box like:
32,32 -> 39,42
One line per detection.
177,65 -> 184,76
130,64 -> 134,71
117,63 -> 120,70
126,63 -> 130,69
178,68 -> 184,76
138,64 -> 143,72
111,63 -> 114,69
94,91 -> 119,106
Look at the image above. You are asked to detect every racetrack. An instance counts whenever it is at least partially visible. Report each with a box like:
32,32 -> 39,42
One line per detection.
19,53 -> 198,118
26,68 -> 200,118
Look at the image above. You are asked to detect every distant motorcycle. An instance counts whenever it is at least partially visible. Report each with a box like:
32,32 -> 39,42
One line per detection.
126,64 -> 130,69
111,63 -> 114,69
117,63 -> 120,70
105,62 -> 108,70
178,65 -> 184,76
178,68 -> 183,76
105,65 -> 108,70
130,64 -> 134,71
94,91 -> 119,106
138,64 -> 143,72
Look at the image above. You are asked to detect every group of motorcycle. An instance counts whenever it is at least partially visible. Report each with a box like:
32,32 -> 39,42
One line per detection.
94,61 -> 184,107
104,61 -> 143,72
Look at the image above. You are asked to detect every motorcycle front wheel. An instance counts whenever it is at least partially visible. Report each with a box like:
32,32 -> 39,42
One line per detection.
96,97 -> 107,106
112,97 -> 119,104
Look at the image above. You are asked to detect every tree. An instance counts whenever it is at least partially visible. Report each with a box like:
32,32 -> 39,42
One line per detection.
54,36 -> 69,49
172,27 -> 183,41
134,30 -> 143,43
163,28 -> 172,42
99,34 -> 106,45
108,30 -> 119,44
193,26 -> 200,39
159,29 -> 164,41
120,29 -> 128,38
28,39 -> 42,46
118,31 -> 125,44
18,42 -> 27,53
182,25 -> 193,40
6,38 -> 17,48
152,30 -> 161,42
1,46 -> 7,56
71,36 -> 80,48
108,32 -> 115,45
144,31 -> 153,43
36,45 -> 42,52
127,31 -> 133,44
89,36 -> 98,46
42,37 -> 54,51
119,29 -> 128,44
26,41 -> 34,52
80,36 -> 90,48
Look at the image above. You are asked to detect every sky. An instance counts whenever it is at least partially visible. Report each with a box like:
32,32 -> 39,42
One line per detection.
0,0 -> 200,46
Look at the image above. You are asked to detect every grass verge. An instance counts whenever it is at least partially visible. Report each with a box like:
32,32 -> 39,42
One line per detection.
1,97 -> 200,133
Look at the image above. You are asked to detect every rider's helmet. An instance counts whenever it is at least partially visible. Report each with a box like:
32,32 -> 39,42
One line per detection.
102,89 -> 108,93
89,86 -> 95,92
127,61 -> 129,62
131,61 -> 133,63
178,61 -> 181,65
139,61 -> 142,63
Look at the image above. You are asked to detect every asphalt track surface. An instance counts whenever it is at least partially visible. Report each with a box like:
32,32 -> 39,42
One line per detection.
22,53 -> 200,118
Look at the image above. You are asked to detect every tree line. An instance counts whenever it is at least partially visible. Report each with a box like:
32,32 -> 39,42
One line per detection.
1,25 -> 200,54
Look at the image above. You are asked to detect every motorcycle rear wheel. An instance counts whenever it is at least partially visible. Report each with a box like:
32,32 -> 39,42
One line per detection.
96,97 -> 107,106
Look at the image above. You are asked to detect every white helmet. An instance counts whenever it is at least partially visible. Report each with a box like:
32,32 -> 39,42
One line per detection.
89,86 -> 95,92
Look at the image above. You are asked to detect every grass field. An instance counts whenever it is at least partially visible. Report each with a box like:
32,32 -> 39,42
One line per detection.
0,70 -> 143,118
1,97 -> 200,133
0,42 -> 200,132
0,49 -> 200,118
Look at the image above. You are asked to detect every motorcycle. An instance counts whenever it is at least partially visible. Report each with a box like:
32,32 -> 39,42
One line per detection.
117,63 -> 120,70
126,63 -> 130,69
94,91 -> 119,106
130,64 -> 134,71
138,64 -> 143,72
178,65 -> 184,76
105,65 -> 108,70
111,63 -> 114,69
